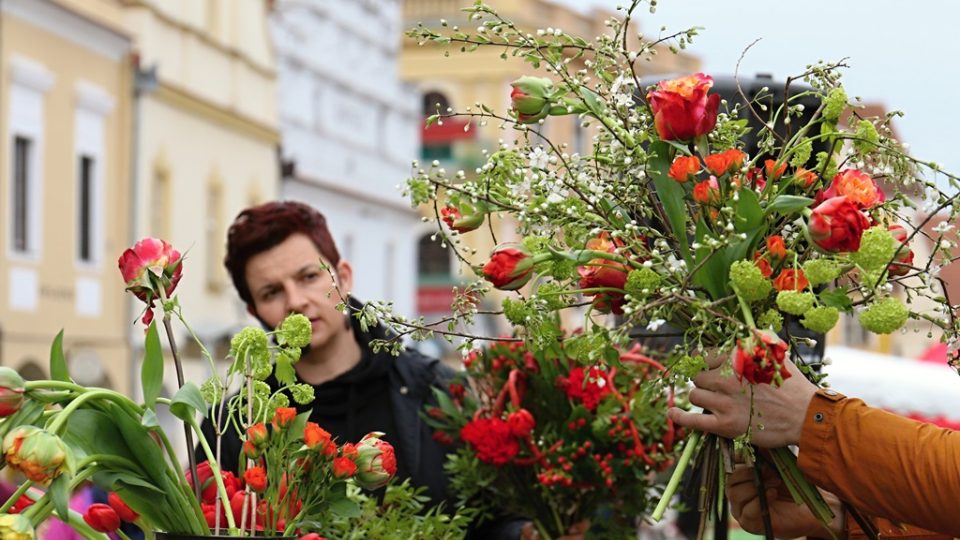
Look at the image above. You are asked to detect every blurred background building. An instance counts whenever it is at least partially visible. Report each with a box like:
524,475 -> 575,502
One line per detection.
1,0 -> 133,392
271,0 -> 422,319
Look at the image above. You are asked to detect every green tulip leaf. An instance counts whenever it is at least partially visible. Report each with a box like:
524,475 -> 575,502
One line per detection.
142,322 -> 164,410
764,195 -> 814,216
170,383 -> 207,422
49,474 -> 71,524
735,188 -> 763,232
328,495 -> 362,518
649,141 -> 691,264
49,329 -> 72,383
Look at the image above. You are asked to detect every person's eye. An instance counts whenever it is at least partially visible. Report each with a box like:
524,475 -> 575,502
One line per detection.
260,289 -> 279,301
303,272 -> 321,282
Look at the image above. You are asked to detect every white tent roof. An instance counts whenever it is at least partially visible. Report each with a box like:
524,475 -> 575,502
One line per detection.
821,345 -> 960,421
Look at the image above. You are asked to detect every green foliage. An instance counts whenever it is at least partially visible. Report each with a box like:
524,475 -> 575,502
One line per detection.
858,297 -> 910,334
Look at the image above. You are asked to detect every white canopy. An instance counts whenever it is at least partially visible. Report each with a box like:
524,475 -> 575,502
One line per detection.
821,345 -> 960,421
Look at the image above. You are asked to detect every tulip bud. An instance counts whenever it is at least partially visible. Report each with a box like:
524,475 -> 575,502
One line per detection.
83,503 -> 120,533
481,244 -> 535,290
108,492 -> 139,523
441,204 -> 485,234
246,422 -> 269,448
510,76 -> 555,123
353,432 -> 397,490
2,426 -> 68,484
0,513 -> 34,539
0,368 -> 25,417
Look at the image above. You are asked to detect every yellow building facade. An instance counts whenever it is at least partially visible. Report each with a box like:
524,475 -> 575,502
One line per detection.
0,0 -> 133,391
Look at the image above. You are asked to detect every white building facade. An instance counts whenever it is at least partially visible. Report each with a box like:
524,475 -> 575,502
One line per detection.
271,0 -> 421,318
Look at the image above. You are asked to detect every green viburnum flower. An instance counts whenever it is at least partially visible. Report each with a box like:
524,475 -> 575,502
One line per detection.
278,346 -> 301,364
231,327 -> 270,363
671,354 -> 707,380
814,151 -> 839,180
502,297 -> 533,326
757,309 -> 784,332
277,313 -> 312,348
251,357 -> 273,381
850,226 -> 897,272
789,139 -> 813,169
534,282 -> 569,310
822,87 -> 847,122
290,383 -> 315,405
803,259 -> 842,285
270,392 -> 290,410
853,119 -> 880,154
860,268 -> 886,289
200,377 -> 224,404
858,297 -> 910,334
801,306 -> 840,333
625,267 -> 662,297
253,380 -> 271,398
729,260 -> 772,302
776,291 -> 816,316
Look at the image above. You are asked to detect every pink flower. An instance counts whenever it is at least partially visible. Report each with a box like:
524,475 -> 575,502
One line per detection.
118,237 -> 183,325
816,169 -> 885,209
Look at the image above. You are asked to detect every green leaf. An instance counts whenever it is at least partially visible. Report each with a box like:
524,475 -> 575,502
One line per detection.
142,322 -> 164,409
764,195 -> 814,216
692,221 -> 726,300
648,141 -> 691,263
819,288 -> 854,312
170,383 -> 206,423
0,399 -> 45,439
329,495 -> 362,518
49,474 -> 70,524
49,329 -> 71,382
141,408 -> 160,429
580,87 -> 605,116
274,354 -> 295,386
95,471 -> 165,494
735,188 -> 763,232
111,406 -> 168,487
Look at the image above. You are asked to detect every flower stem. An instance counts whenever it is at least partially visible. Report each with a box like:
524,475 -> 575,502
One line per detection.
651,430 -> 702,521
0,480 -> 32,512
157,292 -> 201,502
731,283 -> 757,329
186,415 -> 238,531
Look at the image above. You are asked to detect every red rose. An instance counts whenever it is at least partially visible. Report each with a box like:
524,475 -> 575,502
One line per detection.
817,169 -> 885,209
809,196 -> 871,252
460,418 -> 520,465
577,233 -> 629,315
83,503 -> 120,533
772,269 -> 809,292
482,244 -> 534,290
432,431 -> 454,445
703,148 -> 746,176
272,407 -> 297,430
646,73 -> 720,141
244,465 -> 268,492
506,409 -> 536,438
108,492 -> 139,523
887,224 -> 915,277
668,155 -> 701,183
558,366 -> 612,411
333,456 -> 358,478
733,331 -> 791,385
693,176 -> 720,205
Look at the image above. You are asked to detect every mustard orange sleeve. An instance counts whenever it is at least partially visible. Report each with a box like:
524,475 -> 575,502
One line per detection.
797,388 -> 960,536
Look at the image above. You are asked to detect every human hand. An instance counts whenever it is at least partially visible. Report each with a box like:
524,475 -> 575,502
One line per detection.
666,355 -> 818,447
727,464 -> 842,539
520,519 -> 589,540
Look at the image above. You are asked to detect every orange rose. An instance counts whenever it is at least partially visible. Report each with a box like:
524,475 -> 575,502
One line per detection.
794,167 -> 818,188
668,155 -> 701,183
704,148 -> 746,176
753,252 -> 773,278
766,235 -> 787,261
817,169 -> 885,209
772,269 -> 809,292
272,407 -> 297,430
692,177 -> 720,205
646,73 -> 721,141
764,159 -> 787,181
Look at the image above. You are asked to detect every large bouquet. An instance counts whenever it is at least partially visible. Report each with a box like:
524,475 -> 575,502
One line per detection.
425,340 -> 677,538
0,238 -> 462,539
393,0 -> 960,536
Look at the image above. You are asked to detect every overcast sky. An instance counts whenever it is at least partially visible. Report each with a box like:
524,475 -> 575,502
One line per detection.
552,0 -> 960,191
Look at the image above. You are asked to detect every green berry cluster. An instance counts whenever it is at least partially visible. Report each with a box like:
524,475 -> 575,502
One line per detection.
729,260 -> 772,302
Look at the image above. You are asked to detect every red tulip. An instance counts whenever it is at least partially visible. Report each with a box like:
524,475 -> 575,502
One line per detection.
482,244 -> 535,290
0,367 -> 25,418
108,492 -> 140,523
507,409 -> 536,437
353,432 -> 397,490
83,503 -> 120,533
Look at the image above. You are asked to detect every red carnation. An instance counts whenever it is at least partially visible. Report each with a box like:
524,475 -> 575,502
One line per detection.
460,417 -> 520,465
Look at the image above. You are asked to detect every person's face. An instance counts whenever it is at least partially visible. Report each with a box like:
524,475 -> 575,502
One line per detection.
244,233 -> 353,351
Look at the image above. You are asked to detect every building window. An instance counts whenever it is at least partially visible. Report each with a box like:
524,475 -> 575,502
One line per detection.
77,155 -> 94,262
205,182 -> 224,292
12,136 -> 32,253
417,233 -> 452,279
150,164 -> 170,239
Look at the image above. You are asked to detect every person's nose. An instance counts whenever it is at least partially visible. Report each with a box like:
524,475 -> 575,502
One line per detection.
284,284 -> 309,314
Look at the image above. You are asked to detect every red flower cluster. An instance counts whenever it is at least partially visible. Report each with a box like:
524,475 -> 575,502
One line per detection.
558,366 -> 612,411
460,417 -> 521,465
809,196 -> 871,252
733,331 -> 791,385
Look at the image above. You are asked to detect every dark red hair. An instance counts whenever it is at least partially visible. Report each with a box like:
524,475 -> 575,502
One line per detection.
224,201 -> 340,305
